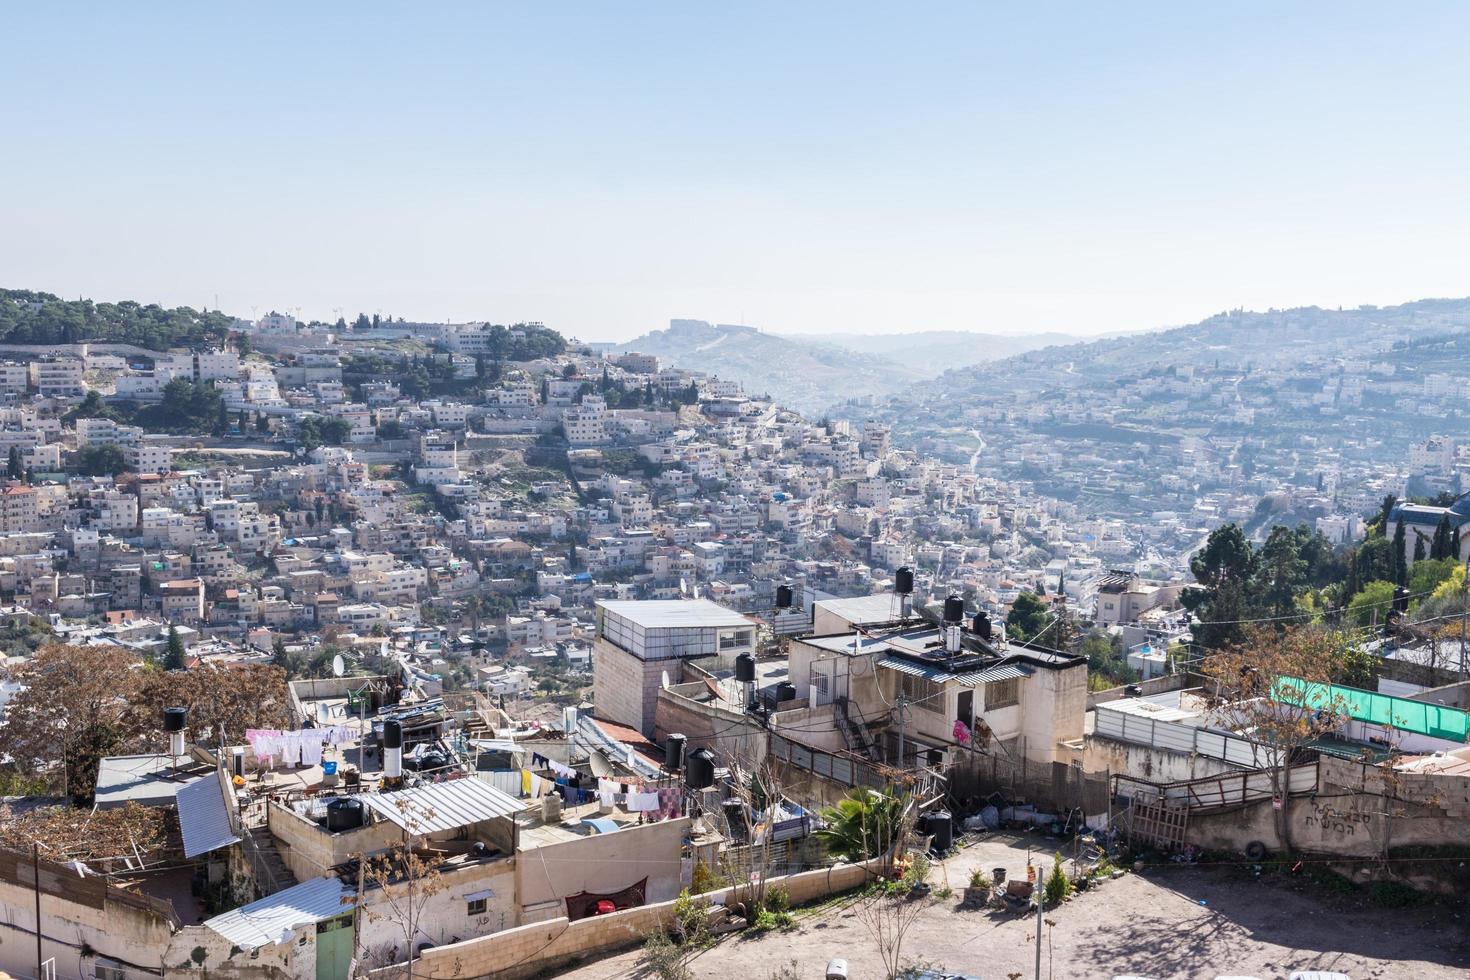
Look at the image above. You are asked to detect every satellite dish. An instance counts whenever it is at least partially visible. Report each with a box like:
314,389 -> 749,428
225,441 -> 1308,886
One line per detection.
661,670 -> 671,690
332,654 -> 345,677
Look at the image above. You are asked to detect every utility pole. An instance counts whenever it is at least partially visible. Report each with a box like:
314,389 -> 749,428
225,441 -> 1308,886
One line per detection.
1034,864 -> 1045,980
1460,551 -> 1469,679
895,697 -> 909,771
33,843 -> 43,980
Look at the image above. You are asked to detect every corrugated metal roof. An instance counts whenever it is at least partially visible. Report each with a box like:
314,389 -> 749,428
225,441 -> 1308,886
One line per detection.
177,771 -> 241,859
204,876 -> 353,951
953,663 -> 1032,685
875,655 -> 1030,687
358,778 -> 527,834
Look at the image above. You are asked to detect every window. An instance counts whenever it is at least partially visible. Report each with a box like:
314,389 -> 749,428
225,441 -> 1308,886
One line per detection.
95,966 -> 127,980
467,898 -> 488,916
897,672 -> 944,714
985,678 -> 1020,710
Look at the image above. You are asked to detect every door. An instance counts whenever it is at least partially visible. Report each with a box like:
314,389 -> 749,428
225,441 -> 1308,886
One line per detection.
316,913 -> 354,980
956,690 -> 973,728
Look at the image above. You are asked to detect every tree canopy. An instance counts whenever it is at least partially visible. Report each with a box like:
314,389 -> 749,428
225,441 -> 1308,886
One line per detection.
0,289 -> 232,349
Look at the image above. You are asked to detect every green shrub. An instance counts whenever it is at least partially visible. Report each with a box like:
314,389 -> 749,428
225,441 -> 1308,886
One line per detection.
1370,880 -> 1423,908
968,868 -> 991,889
1043,853 -> 1071,906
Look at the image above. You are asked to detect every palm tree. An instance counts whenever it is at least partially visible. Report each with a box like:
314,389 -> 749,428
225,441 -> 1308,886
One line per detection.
814,788 -> 907,861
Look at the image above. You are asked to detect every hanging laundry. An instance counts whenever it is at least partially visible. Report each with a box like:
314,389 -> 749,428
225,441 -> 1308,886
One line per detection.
547,759 -> 576,778
301,739 -> 324,767
626,791 -> 660,812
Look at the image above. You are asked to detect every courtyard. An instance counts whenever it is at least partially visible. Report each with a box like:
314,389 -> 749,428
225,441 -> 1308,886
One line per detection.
553,831 -> 1470,980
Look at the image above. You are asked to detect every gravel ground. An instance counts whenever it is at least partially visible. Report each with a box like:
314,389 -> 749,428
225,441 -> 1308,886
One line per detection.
552,831 -> 1470,980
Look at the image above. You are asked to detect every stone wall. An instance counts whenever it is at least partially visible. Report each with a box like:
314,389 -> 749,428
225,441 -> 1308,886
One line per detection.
368,857 -> 886,980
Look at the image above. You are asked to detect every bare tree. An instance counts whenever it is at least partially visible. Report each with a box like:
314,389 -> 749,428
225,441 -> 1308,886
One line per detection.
359,806 -> 446,975
855,880 -> 928,980
1198,625 -> 1354,853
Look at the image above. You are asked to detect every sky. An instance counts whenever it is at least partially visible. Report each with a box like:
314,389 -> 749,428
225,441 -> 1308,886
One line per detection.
4,4 -> 1470,343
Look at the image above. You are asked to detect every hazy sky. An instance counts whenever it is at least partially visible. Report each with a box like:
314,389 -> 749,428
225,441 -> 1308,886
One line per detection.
5,4 -> 1469,342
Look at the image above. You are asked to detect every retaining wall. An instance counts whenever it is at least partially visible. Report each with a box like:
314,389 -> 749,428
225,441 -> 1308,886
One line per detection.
366,856 -> 886,980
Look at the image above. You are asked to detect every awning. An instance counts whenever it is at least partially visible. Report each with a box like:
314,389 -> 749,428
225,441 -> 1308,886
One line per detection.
876,656 -> 1032,686
468,739 -> 522,754
177,771 -> 241,859
358,777 -> 527,835
463,888 -> 495,902
204,876 -> 354,951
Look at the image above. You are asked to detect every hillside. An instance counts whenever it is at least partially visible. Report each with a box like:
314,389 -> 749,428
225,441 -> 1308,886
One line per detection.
784,329 -> 1079,375
0,288 -> 235,350
615,319 -> 929,414
617,320 -> 1086,414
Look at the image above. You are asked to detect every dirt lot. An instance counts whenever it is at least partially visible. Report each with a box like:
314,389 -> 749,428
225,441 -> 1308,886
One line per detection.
554,831 -> 1470,980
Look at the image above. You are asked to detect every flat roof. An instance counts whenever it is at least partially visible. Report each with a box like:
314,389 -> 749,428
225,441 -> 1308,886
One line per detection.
94,754 -> 210,809
596,599 -> 751,629
813,593 -> 905,625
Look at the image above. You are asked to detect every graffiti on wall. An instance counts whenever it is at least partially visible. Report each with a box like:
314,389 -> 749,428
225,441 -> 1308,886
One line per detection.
1303,801 -> 1372,837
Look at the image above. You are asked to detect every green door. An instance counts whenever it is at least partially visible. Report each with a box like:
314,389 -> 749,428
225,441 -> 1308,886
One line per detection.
316,913 -> 355,980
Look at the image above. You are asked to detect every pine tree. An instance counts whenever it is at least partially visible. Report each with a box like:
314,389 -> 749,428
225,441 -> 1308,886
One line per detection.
164,625 -> 186,671
5,447 -> 20,480
1432,514 -> 1453,560
1392,520 -> 1408,585
1453,526 -> 1463,562
1413,532 -> 1426,563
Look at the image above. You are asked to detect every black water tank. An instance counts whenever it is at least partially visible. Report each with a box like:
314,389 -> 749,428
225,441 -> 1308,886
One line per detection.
665,733 -> 687,772
734,653 -> 756,683
684,748 -> 715,790
944,594 -> 964,624
326,797 -> 365,832
382,719 -> 403,749
722,798 -> 748,841
775,584 -> 794,609
1394,586 -> 1411,613
163,707 -> 188,732
972,612 -> 992,640
928,810 -> 953,851
895,566 -> 914,596
775,681 -> 797,704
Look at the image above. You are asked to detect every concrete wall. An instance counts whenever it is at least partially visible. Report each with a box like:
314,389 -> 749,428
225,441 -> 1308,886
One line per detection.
515,818 -> 690,925
592,638 -> 665,737
653,686 -> 770,763
1082,732 -> 1241,783
0,875 -> 176,980
369,855 -> 886,980
1409,679 -> 1470,709
358,858 -> 518,967
266,802 -> 403,881
1186,756 -> 1470,861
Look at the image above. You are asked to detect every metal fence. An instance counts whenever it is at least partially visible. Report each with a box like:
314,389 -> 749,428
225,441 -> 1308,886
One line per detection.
1093,704 -> 1284,769
1114,762 -> 1319,813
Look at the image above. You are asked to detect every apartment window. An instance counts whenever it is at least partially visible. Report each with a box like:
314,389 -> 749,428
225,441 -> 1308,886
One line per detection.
467,897 -> 488,916
985,678 -> 1020,710
897,672 -> 944,714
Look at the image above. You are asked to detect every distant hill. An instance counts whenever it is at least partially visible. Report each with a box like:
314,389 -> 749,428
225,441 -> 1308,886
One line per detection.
783,330 -> 1080,376
616,320 -> 1083,414
914,298 -> 1470,389
0,288 -> 234,350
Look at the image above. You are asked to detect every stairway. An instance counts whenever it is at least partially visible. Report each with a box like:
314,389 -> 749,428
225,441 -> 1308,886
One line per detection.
245,826 -> 299,896
835,697 -> 880,761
